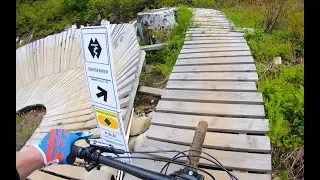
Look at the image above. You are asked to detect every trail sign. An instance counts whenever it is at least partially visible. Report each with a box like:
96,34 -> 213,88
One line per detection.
80,24 -> 129,159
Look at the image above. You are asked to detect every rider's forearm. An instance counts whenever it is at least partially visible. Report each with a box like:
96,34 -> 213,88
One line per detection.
16,146 -> 44,180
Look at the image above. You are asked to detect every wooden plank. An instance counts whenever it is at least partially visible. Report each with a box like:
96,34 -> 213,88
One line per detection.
43,165 -> 110,180
121,108 -> 127,120
166,80 -> 257,92
37,122 -> 85,133
184,39 -> 246,44
140,43 -> 166,51
178,51 -> 251,59
182,42 -> 249,49
120,96 -> 130,108
193,24 -> 231,29
30,133 -> 47,140
117,73 -> 136,91
43,109 -> 92,122
169,72 -> 259,81
139,86 -> 163,97
186,32 -> 243,37
41,114 -> 94,127
28,170 -> 68,180
151,112 -> 269,134
186,30 -> 230,34
189,27 -> 230,31
180,46 -> 250,54
83,119 -> 97,129
45,102 -> 92,117
176,56 -> 254,66
123,50 -> 146,131
156,100 -> 265,118
161,89 -> 263,105
186,36 -> 244,41
172,64 -> 256,72
146,125 -> 271,153
118,85 -> 133,99
125,154 -> 271,180
140,139 -> 271,172
193,20 -> 230,24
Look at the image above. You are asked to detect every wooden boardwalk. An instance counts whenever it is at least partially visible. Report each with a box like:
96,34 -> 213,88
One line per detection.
127,8 -> 272,180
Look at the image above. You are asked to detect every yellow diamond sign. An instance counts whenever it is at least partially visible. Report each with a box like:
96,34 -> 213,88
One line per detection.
95,108 -> 119,130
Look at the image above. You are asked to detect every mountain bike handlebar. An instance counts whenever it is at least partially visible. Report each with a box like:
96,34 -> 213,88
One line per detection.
71,145 -> 175,180
71,121 -> 212,180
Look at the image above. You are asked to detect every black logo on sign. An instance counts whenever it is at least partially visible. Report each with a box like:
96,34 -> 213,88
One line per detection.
88,38 -> 102,58
96,86 -> 107,102
104,117 -> 112,126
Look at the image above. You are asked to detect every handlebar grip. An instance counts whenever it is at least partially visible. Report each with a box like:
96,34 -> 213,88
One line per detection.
66,145 -> 82,165
66,145 -> 83,164
71,145 -> 82,157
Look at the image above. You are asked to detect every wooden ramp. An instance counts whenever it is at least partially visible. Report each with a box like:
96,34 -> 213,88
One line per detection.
16,23 -> 145,179
126,8 -> 271,180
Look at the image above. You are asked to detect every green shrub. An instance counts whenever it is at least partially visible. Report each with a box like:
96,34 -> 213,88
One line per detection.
160,0 -> 191,7
192,0 -> 215,8
287,10 -> 304,56
62,0 -> 88,13
257,64 -> 304,149
261,0 -> 292,33
85,0 -> 108,22
16,0 -> 154,40
154,5 -> 193,76
222,5 -> 264,29
245,30 -> 293,62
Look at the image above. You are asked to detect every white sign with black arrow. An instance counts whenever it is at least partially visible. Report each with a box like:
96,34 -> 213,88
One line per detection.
80,24 -> 129,159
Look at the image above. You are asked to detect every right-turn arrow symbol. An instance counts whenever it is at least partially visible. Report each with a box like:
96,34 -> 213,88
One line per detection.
96,86 -> 107,102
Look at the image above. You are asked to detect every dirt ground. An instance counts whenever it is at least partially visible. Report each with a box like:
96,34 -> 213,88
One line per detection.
16,106 -> 46,151
134,93 -> 160,116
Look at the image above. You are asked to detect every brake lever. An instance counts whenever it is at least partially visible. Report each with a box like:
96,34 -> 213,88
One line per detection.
85,138 -> 126,154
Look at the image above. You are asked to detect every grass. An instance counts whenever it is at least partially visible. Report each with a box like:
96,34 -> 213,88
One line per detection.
16,107 -> 46,151
245,30 -> 294,63
257,63 -> 304,179
257,63 -> 304,149
222,5 -> 265,28
222,1 -> 304,179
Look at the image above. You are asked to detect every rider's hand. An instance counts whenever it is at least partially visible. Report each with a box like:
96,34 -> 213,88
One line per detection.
33,129 -> 92,167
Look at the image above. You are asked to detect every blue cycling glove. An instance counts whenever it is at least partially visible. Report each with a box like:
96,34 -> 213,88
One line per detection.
34,129 -> 92,167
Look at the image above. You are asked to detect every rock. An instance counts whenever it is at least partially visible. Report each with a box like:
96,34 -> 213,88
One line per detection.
151,99 -> 155,104
130,116 -> 151,136
71,24 -> 77,30
242,28 -> 255,33
128,136 -> 138,151
273,56 -> 282,64
147,111 -> 154,119
137,8 -> 176,45
133,132 -> 147,151
232,27 -> 255,34
101,19 -> 109,26
64,24 -> 72,31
